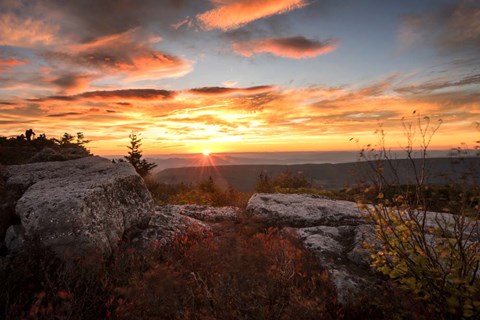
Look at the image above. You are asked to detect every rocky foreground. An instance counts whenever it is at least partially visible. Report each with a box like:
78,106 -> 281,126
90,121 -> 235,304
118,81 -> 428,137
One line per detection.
1,156 -> 474,303
247,193 -> 377,302
1,157 -> 154,255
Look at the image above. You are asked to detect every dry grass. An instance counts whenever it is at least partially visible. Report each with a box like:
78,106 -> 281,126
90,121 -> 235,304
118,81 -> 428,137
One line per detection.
0,216 -> 431,319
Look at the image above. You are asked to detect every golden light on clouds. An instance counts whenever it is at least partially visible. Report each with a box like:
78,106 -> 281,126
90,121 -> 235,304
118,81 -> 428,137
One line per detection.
2,79 -> 478,155
0,0 -> 479,155
197,0 -> 308,31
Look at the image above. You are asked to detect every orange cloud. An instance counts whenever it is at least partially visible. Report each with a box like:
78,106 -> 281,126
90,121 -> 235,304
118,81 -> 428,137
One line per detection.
197,0 -> 308,31
0,58 -> 28,72
0,58 -> 28,67
2,77 -> 478,155
0,14 -> 59,47
50,73 -> 94,94
61,29 -> 193,81
232,36 -> 338,58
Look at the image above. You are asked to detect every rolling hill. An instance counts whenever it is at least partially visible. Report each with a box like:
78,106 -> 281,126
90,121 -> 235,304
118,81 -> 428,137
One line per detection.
154,157 -> 480,192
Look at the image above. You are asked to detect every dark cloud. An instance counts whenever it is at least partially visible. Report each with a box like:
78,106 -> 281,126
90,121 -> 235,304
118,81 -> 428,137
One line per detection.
78,89 -> 176,100
47,112 -> 83,117
396,73 -> 480,94
0,120 -> 23,125
233,36 -> 338,59
41,89 -> 177,102
42,29 -> 193,80
44,0 -> 200,40
405,90 -> 480,109
400,1 -> 480,54
51,73 -> 94,91
187,85 -> 275,96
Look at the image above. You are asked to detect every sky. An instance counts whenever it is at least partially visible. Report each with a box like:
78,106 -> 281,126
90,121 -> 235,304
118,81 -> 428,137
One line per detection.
0,0 -> 479,155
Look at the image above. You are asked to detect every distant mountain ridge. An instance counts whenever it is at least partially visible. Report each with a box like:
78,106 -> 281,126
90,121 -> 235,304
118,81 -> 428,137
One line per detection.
143,150 -> 452,173
154,157 -> 480,192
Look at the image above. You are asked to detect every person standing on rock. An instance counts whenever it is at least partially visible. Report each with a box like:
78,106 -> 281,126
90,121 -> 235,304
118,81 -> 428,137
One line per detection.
25,129 -> 36,141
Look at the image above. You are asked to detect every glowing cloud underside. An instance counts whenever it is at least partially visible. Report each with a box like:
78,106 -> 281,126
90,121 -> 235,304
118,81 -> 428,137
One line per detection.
197,0 -> 308,31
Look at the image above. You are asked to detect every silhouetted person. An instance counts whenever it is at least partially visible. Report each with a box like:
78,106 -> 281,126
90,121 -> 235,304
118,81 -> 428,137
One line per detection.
16,134 -> 25,141
25,129 -> 35,141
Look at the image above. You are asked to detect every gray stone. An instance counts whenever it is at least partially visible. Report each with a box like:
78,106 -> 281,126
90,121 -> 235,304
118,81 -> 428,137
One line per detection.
4,224 -> 25,254
132,205 -> 212,249
246,192 -> 480,303
4,156 -> 155,256
247,193 -> 377,302
163,204 -> 240,223
28,147 -> 66,163
246,193 -> 363,228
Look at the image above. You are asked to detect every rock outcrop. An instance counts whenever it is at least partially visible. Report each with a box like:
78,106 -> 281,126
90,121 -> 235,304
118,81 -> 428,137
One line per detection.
2,156 -> 155,256
247,193 -> 377,302
247,193 -> 480,302
132,204 -> 240,249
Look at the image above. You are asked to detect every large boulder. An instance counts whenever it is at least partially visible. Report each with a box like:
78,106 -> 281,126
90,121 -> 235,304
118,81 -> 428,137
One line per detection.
2,156 -> 155,256
247,193 -> 377,302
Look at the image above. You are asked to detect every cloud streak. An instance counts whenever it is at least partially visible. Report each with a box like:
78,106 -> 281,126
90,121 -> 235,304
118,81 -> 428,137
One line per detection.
0,12 -> 59,47
2,75 -> 477,154
399,1 -> 480,54
395,74 -> 480,94
197,0 -> 308,31
0,58 -> 28,72
233,36 -> 338,58
47,28 -> 193,82
39,89 -> 177,102
187,85 -> 276,96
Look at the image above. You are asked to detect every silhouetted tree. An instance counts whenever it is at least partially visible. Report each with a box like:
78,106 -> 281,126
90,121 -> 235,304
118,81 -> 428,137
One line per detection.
75,132 -> 90,146
60,133 -> 74,145
255,172 -> 274,193
199,176 -> 216,193
124,132 -> 157,177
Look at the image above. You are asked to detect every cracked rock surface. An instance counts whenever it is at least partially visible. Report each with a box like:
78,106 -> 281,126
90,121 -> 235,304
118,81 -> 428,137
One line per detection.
132,204 -> 241,249
2,156 -> 154,256
247,193 -> 377,302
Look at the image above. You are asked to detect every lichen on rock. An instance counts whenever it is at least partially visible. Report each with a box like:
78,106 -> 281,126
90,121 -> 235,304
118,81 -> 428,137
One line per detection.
2,156 -> 155,256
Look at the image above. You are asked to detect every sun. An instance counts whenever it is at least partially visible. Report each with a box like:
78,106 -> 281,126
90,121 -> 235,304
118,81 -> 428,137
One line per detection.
202,149 -> 211,156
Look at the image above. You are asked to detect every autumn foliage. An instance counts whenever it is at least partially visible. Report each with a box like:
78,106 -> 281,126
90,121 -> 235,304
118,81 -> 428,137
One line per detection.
357,115 -> 480,318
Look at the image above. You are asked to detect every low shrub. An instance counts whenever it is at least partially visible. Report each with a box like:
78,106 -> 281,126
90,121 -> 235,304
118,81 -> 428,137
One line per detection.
0,217 -> 432,319
145,177 -> 252,209
358,115 -> 480,318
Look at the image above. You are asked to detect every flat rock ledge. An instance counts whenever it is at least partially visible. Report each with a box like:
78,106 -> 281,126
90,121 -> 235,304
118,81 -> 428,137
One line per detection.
2,156 -> 155,256
247,193 -> 377,303
132,205 -> 241,249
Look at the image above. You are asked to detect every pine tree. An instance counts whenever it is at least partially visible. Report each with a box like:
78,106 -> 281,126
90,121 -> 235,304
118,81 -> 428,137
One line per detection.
60,132 -> 74,145
124,132 -> 157,177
